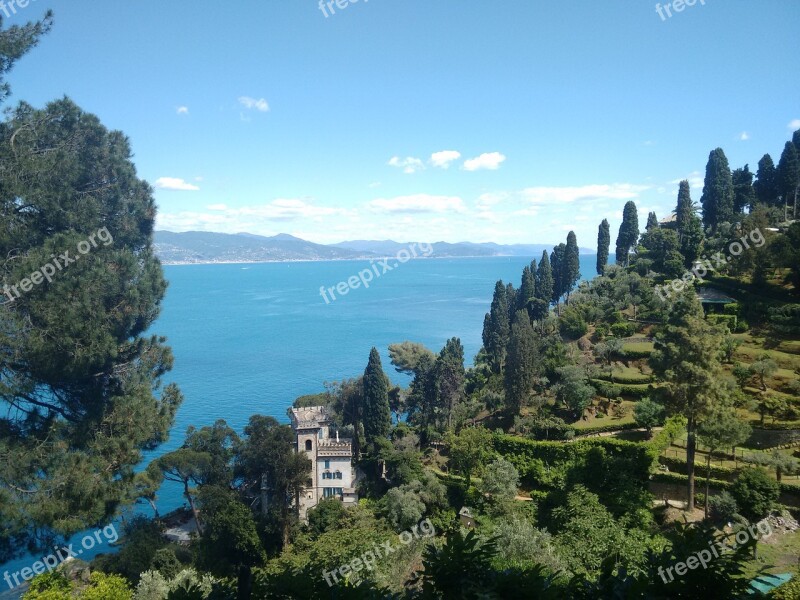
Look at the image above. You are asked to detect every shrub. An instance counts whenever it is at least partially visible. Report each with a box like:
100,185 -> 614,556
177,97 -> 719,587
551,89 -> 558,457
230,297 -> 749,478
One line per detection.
707,314 -> 738,332
730,468 -> 780,521
560,308 -> 588,339
708,491 -> 738,523
610,322 -> 635,338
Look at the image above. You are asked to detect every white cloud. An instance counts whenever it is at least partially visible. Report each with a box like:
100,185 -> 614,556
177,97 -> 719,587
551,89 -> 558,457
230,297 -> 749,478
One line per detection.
207,204 -> 228,211
154,177 -> 200,191
430,150 -> 461,169
238,96 -> 270,112
387,156 -> 425,174
476,192 -> 509,210
520,183 -> 649,205
739,131 -> 750,141
463,152 -> 506,171
671,172 -> 703,190
367,194 -> 466,214
177,106 -> 189,115
789,119 -> 800,130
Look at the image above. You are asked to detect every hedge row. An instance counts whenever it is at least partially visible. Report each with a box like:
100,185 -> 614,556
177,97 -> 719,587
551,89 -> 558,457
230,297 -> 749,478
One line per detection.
620,348 -> 654,359
651,471 -> 800,499
594,373 -> 654,385
658,456 -> 738,481
589,379 -> 654,398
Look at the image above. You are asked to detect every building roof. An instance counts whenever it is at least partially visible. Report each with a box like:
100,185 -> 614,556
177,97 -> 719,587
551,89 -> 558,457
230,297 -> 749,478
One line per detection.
289,406 -> 330,429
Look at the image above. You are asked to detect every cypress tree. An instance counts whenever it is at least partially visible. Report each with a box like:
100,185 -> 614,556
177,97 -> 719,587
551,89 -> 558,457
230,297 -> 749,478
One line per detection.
536,251 -> 553,303
436,338 -> 466,430
505,311 -> 542,416
794,129 -> 800,153
732,165 -> 756,214
700,148 -> 734,230
615,200 -> 639,266
646,212 -> 659,231
563,231 -> 580,303
777,141 -> 800,220
675,180 -> 703,268
482,281 -> 511,372
517,264 -> 536,314
596,219 -> 610,275
754,154 -> 779,207
362,348 -> 391,447
550,243 -> 566,304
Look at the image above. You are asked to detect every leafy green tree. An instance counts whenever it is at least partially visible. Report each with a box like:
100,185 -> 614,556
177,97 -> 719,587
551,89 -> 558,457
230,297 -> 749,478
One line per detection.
563,231 -> 581,303
478,458 -> 519,505
697,408 -> 751,518
435,338 -> 466,430
593,337 -> 623,366
384,486 -> 426,531
730,467 -> 779,521
777,140 -> 800,220
0,99 -> 183,553
195,486 -> 266,595
307,497 -> 347,536
749,354 -> 778,391
362,347 -> 391,447
482,281 -> 511,372
234,414 -> 311,548
406,352 -> 439,435
615,200 -> 639,266
633,398 -> 665,437
649,289 -> 726,510
446,427 -> 493,488
638,227 -> 683,278
675,179 -> 704,267
754,153 -> 779,207
504,311 -> 542,416
388,341 -> 435,376
646,211 -> 658,230
597,218 -> 611,275
732,164 -> 757,214
700,147 -> 735,230
555,365 -> 594,420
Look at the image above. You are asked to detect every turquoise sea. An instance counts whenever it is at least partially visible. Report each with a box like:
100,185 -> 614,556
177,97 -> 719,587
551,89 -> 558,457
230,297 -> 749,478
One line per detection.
1,255 -> 596,581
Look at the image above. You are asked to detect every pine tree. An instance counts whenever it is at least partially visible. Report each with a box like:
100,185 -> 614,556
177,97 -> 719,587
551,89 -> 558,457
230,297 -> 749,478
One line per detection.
777,141 -> 800,220
650,290 -> 727,511
563,231 -> 580,303
482,281 -> 511,372
675,180 -> 703,268
700,148 -> 734,230
754,154 -> 779,207
362,348 -> 391,447
1,98 -> 182,551
505,311 -> 542,416
596,219 -> 610,275
646,212 -> 658,231
615,200 -> 639,266
732,165 -> 756,214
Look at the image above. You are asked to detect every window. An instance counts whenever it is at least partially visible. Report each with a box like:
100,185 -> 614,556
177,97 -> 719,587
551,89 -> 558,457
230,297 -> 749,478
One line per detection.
323,488 -> 343,498
335,471 -> 342,480
305,440 -> 312,451
324,460 -> 330,469
318,429 -> 323,439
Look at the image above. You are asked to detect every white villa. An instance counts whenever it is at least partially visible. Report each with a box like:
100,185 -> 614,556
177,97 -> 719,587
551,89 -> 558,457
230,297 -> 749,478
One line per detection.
289,406 -> 358,519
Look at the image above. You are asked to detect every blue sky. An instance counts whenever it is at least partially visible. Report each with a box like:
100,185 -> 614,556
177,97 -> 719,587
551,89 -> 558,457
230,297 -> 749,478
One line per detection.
5,0 -> 800,247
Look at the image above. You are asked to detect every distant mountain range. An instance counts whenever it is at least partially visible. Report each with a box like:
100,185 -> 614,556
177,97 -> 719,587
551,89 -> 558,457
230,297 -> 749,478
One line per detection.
153,231 -> 594,264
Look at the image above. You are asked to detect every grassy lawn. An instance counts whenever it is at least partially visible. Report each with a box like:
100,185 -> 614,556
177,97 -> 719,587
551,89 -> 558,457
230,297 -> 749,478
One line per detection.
572,400 -> 637,430
622,341 -> 655,353
742,528 -> 800,578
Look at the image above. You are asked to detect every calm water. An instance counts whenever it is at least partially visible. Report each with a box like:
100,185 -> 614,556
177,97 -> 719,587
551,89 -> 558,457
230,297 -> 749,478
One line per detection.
1,255 -> 595,580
